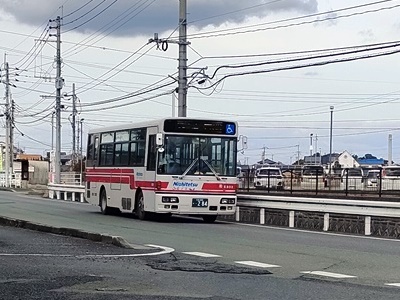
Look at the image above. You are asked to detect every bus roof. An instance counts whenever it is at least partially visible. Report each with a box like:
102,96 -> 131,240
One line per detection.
88,117 -> 238,136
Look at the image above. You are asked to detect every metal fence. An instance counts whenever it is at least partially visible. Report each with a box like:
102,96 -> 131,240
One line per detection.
238,168 -> 400,198
0,172 -> 22,188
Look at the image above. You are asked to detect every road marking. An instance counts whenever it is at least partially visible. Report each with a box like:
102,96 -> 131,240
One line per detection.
235,261 -> 281,268
0,245 -> 175,258
301,271 -> 357,279
385,283 -> 400,287
182,251 -> 221,258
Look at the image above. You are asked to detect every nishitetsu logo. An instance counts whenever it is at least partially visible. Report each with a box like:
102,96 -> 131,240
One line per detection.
172,181 -> 199,190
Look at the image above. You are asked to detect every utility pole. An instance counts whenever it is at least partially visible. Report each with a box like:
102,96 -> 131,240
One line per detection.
148,0 -> 189,117
329,106 -> 334,181
297,144 -> 300,165
4,60 -> 10,187
50,16 -> 63,184
315,134 -> 318,165
72,83 -> 77,164
178,0 -> 188,117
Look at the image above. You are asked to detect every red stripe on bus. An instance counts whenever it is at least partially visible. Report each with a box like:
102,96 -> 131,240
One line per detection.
202,183 -> 238,192
86,168 -> 134,174
86,175 -> 169,191
157,190 -> 236,195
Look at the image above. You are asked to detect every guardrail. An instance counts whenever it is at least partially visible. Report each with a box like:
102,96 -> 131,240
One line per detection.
48,183 -> 85,202
237,194 -> 400,236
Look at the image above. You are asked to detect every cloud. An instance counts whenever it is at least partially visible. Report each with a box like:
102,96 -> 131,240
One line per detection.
0,0 -> 318,36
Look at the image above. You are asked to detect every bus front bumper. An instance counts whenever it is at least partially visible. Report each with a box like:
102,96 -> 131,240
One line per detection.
155,193 -> 236,215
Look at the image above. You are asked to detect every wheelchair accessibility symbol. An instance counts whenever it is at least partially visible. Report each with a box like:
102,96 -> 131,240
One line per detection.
225,124 -> 235,135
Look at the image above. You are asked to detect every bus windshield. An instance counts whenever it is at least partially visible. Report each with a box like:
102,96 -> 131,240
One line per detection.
157,135 -> 237,177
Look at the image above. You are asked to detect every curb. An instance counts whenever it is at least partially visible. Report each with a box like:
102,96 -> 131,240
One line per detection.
0,216 -> 142,249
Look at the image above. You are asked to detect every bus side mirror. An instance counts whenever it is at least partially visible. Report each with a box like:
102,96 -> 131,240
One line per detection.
156,133 -> 163,146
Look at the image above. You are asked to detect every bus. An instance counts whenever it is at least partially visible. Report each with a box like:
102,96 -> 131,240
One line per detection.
85,118 -> 238,223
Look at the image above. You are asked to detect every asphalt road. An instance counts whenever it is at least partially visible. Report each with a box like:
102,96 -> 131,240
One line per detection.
0,191 -> 399,299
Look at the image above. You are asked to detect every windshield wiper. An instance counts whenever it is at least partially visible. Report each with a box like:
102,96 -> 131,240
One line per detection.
201,159 -> 221,181
179,158 -> 198,180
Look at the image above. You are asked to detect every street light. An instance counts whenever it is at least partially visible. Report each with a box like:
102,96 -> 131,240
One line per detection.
329,106 -> 334,188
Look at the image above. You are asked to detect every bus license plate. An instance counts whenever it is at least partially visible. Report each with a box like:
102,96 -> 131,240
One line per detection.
192,198 -> 208,207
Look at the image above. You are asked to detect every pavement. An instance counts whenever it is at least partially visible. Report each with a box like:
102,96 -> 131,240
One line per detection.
0,183 -> 139,249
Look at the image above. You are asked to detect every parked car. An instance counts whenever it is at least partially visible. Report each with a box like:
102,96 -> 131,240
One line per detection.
381,166 -> 400,190
366,169 -> 380,189
300,165 -> 325,190
254,167 -> 284,190
340,168 -> 364,190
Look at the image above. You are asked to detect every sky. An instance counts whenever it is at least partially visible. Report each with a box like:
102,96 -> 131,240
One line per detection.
0,0 -> 400,165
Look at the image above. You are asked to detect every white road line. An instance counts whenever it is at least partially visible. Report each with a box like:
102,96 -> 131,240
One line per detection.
385,283 -> 400,287
235,261 -> 281,268
0,245 -> 175,258
182,251 -> 221,258
301,271 -> 357,279
221,221 -> 400,243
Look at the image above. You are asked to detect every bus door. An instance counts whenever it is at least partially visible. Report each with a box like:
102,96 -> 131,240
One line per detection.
142,126 -> 157,210
86,133 -> 99,198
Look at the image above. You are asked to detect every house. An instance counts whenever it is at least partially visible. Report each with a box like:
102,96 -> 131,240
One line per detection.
330,150 -> 360,169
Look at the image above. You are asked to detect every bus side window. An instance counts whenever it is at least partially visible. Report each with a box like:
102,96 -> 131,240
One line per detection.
93,136 -> 99,166
147,135 -> 156,171
87,134 -> 99,167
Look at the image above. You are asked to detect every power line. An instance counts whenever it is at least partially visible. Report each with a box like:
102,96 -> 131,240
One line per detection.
62,0 -> 118,34
62,0 -> 95,19
63,0 -> 158,58
184,0 -> 399,40
62,0 -> 106,26
196,48 -> 400,95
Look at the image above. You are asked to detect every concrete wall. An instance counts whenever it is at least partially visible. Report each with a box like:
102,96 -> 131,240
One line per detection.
27,161 -> 49,185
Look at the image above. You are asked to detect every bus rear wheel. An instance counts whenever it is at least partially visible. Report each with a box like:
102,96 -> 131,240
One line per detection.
100,189 -> 110,215
202,215 -> 217,223
135,191 -> 148,220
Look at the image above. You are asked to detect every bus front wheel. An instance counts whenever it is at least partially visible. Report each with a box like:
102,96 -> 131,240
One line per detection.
202,215 -> 217,223
100,189 -> 110,215
135,191 -> 147,220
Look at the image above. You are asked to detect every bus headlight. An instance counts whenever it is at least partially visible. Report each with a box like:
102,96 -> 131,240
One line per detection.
162,197 -> 179,203
220,198 -> 235,204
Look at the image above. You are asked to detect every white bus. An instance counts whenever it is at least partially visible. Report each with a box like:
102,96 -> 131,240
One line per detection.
85,118 -> 238,223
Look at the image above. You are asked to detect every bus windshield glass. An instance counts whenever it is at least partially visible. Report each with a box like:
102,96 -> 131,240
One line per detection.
157,135 -> 237,177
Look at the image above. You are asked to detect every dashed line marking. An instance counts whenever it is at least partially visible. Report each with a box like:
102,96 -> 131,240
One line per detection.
235,261 -> 281,268
385,283 -> 400,287
182,251 -> 221,258
301,271 -> 357,279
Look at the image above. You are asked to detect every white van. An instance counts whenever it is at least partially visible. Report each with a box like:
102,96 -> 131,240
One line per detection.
254,167 -> 284,190
382,166 -> 400,190
340,168 -> 364,190
300,165 -> 325,190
